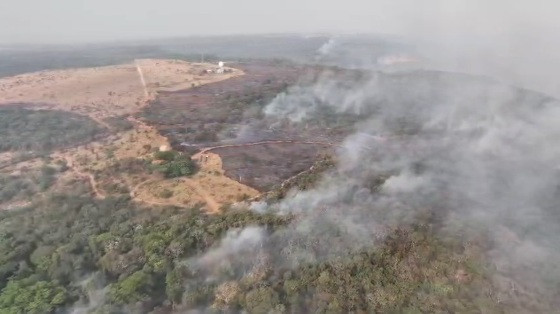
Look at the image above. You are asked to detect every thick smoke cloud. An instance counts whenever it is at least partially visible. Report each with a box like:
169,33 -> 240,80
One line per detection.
388,1 -> 560,98
196,66 -> 560,301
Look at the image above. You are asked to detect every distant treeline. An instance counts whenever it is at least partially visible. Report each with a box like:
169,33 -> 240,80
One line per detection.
0,34 -> 406,77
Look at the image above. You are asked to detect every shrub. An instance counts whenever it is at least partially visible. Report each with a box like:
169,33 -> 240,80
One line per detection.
154,150 -> 177,162
0,107 -> 105,152
152,150 -> 198,178
159,189 -> 174,199
161,158 -> 197,178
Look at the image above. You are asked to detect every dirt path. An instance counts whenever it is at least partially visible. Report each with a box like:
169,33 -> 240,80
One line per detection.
135,60 -> 150,99
0,200 -> 32,211
62,155 -> 106,199
198,140 -> 338,154
130,192 -> 191,208
91,116 -> 113,130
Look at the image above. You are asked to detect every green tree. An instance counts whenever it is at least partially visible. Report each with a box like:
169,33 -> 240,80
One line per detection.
165,269 -> 183,303
244,287 -> 280,314
154,150 -> 177,162
0,278 -> 68,314
108,271 -> 154,304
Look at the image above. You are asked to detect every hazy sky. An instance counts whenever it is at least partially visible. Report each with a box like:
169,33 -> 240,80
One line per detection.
0,0 -> 396,44
1,0 -> 559,96
0,0 -> 556,44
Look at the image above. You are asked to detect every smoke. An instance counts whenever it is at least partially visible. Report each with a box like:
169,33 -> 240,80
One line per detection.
263,69 -> 377,121
69,273 -> 109,314
388,0 -> 560,98
191,227 -> 266,279
316,38 -> 336,56
195,65 -> 560,303
180,1 -> 560,306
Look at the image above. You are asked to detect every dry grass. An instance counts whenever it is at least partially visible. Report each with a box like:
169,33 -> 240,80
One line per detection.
0,59 -> 241,124
133,152 -> 259,213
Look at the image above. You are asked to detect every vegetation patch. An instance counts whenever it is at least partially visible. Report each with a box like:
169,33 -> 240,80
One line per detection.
102,115 -> 134,133
0,193 -> 291,313
0,107 -> 105,152
0,162 -> 64,204
152,150 -> 198,178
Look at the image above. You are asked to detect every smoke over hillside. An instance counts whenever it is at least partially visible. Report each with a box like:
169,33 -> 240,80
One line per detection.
3,1 -> 560,312
193,67 -> 560,308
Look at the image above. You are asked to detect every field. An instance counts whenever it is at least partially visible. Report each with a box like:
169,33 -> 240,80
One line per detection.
0,58 -> 348,212
0,59 -> 240,123
0,59 -> 258,212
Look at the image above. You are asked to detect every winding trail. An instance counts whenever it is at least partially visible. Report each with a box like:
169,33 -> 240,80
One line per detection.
66,138 -> 342,205
63,156 -> 106,199
197,140 -> 338,154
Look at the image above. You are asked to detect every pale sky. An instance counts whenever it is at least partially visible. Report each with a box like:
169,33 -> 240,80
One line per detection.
2,0 -> 559,96
0,0 -> 400,44
0,0 -> 556,44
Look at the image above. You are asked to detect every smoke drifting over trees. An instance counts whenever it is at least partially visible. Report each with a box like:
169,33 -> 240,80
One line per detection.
195,67 -> 560,310
2,1 -> 560,312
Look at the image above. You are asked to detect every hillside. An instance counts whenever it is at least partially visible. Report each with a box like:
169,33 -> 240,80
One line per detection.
0,57 -> 559,314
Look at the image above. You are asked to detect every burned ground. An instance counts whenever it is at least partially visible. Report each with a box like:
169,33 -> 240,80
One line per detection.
141,63 -> 360,190
142,64 -> 556,196
141,62 -> 303,145
211,143 -> 332,191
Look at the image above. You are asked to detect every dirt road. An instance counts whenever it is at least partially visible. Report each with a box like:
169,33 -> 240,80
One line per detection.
198,140 -> 338,155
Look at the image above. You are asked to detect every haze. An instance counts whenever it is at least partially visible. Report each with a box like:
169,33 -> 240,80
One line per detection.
2,1 -> 560,312
3,0 -> 560,97
0,0 -> 556,44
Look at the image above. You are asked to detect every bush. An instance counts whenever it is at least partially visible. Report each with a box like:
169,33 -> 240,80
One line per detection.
161,158 -> 197,178
154,150 -> 177,162
152,150 -> 198,178
159,189 -> 174,199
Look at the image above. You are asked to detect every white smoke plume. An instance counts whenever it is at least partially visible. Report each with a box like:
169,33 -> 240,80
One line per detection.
198,65 -> 560,304
191,226 -> 265,279
317,38 -> 336,56
70,273 -> 109,314
187,1 -> 560,306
